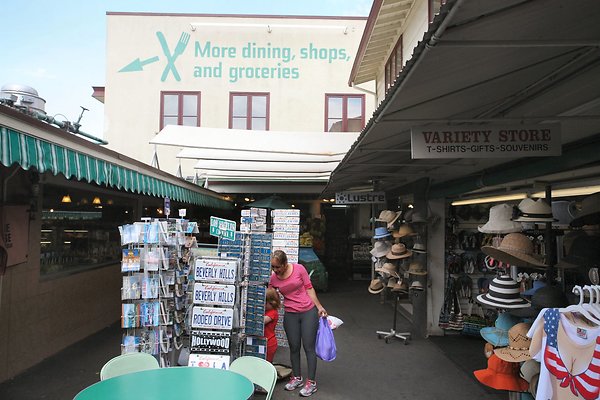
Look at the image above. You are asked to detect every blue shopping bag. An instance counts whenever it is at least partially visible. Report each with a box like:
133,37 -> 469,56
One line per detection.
315,317 -> 336,362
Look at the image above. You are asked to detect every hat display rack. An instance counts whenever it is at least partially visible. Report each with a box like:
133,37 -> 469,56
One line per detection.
370,208 -> 425,345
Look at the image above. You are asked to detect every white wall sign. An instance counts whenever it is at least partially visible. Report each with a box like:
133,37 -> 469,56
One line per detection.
335,191 -> 386,204
411,124 -> 561,158
194,259 -> 237,284
193,283 -> 236,306
191,306 -> 234,330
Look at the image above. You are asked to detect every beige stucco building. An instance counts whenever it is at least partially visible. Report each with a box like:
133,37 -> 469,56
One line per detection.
103,13 -> 374,191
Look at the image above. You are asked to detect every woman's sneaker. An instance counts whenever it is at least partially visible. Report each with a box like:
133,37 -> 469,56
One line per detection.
299,380 -> 317,397
285,376 -> 304,391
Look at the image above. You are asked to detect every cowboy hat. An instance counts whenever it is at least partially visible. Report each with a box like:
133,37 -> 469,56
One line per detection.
494,323 -> 532,363
512,198 -> 556,222
478,203 -> 523,234
386,243 -> 412,260
375,210 -> 402,229
481,233 -> 547,268
476,275 -> 530,309
570,191 -> 600,227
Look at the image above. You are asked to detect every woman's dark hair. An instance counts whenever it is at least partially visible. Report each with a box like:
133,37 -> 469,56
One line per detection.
272,249 -> 288,266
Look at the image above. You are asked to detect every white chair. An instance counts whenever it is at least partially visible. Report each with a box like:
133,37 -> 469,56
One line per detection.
229,356 -> 277,400
100,352 -> 159,380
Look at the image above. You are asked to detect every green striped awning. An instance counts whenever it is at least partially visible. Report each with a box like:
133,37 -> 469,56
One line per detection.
0,126 -> 232,209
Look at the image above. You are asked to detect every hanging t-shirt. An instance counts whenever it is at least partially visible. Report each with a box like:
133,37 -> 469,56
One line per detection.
269,263 -> 314,313
528,308 -> 600,400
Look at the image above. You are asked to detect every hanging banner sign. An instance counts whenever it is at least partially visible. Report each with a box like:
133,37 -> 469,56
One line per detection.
410,124 -> 562,158
190,330 -> 231,353
335,191 -> 386,204
194,258 -> 237,284
193,283 -> 236,306
190,306 -> 234,330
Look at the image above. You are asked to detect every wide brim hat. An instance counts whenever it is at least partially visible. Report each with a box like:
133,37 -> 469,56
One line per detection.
494,323 -> 532,363
476,275 -> 531,309
473,354 -> 529,392
392,224 -> 416,238
373,227 -> 392,239
386,243 -> 413,259
407,261 -> 427,275
478,203 -> 524,234
481,233 -> 547,268
376,210 -> 402,229
555,235 -> 600,269
513,198 -> 557,222
480,313 -> 521,346
368,278 -> 385,294
375,262 -> 399,278
570,192 -> 600,227
370,240 -> 391,257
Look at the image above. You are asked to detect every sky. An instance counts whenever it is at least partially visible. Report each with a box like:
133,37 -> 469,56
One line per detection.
0,0 -> 372,140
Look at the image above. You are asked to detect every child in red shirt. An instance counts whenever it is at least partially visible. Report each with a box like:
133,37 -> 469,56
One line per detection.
264,287 -> 280,363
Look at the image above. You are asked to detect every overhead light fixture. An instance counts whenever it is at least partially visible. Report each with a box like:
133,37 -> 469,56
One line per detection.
451,193 -> 528,206
291,204 -> 296,208
332,204 -> 349,208
244,197 -> 250,202
532,185 -> 600,199
61,195 -> 72,203
92,196 -> 101,205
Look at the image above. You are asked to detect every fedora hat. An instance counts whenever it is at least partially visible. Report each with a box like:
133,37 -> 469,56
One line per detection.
411,240 -> 427,254
375,262 -> 399,278
512,198 -> 556,222
376,210 -> 402,229
555,235 -> 600,269
392,279 -> 408,293
480,312 -> 521,347
370,240 -> 391,258
407,261 -> 427,275
392,224 -> 416,238
481,233 -> 547,268
368,278 -> 385,294
373,227 -> 392,240
570,191 -> 600,227
476,275 -> 530,309
494,323 -> 532,363
473,354 -> 529,392
386,243 -> 412,260
409,280 -> 424,291
478,203 -> 523,234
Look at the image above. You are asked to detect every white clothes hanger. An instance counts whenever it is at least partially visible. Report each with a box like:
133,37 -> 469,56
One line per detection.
585,285 -> 600,315
559,285 -> 600,325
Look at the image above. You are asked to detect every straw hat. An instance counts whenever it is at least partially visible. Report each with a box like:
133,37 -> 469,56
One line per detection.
476,275 -> 530,309
375,262 -> 399,278
375,210 -> 402,229
481,233 -> 547,268
370,240 -> 392,258
478,203 -> 523,234
392,224 -> 416,238
409,280 -> 424,291
473,354 -> 529,392
494,323 -> 532,363
386,243 -> 412,260
512,198 -> 556,222
570,191 -> 600,227
373,227 -> 392,239
368,278 -> 385,294
411,240 -> 427,254
392,279 -> 408,293
407,261 -> 427,275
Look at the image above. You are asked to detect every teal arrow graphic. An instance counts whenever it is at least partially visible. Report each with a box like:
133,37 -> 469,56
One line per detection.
119,56 -> 160,72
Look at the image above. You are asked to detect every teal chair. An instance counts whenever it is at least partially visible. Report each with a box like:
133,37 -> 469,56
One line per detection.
100,352 -> 160,380
229,356 -> 277,400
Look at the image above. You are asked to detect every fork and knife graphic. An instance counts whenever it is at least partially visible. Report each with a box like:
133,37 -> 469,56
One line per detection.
156,31 -> 190,82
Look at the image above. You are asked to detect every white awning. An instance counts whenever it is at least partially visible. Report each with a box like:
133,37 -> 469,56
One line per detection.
151,125 -> 360,181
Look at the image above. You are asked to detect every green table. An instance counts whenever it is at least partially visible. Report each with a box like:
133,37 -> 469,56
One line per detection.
74,367 -> 254,399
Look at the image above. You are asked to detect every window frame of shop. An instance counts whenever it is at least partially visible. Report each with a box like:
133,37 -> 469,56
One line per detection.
324,94 -> 366,132
228,92 -> 270,131
39,180 -> 141,279
384,36 -> 403,92
159,91 -> 202,130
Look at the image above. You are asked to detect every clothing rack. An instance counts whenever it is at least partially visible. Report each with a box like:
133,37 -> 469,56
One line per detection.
376,291 -> 411,344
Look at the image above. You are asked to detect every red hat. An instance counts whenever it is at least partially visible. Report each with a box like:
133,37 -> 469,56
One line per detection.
473,354 -> 529,392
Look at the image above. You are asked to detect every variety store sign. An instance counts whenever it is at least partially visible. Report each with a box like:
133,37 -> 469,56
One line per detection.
411,124 -> 561,158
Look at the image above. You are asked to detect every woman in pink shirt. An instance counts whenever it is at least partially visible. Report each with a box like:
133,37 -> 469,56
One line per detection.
270,250 -> 327,397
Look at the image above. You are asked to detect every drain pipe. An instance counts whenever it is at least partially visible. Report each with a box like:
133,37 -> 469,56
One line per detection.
34,112 -> 108,145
